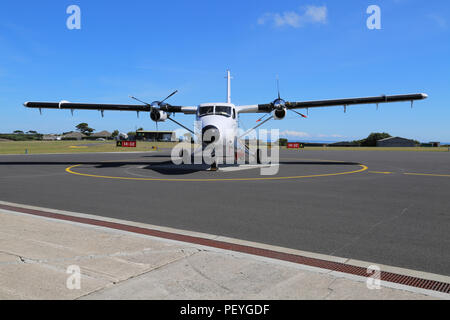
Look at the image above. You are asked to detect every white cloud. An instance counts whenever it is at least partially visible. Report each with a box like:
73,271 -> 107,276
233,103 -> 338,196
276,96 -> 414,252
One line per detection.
317,134 -> 345,139
258,5 -> 327,28
280,130 -> 345,139
280,130 -> 311,138
304,5 -> 328,23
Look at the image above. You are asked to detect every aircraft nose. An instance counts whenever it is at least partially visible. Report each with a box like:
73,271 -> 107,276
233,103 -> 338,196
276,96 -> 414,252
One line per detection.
202,125 -> 220,144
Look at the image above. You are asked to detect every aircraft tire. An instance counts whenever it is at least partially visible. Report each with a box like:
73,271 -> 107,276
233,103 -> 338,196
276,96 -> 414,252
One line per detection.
257,149 -> 262,164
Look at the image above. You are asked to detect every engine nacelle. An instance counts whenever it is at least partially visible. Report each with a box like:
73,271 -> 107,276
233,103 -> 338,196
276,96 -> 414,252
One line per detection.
273,108 -> 287,120
150,110 -> 168,122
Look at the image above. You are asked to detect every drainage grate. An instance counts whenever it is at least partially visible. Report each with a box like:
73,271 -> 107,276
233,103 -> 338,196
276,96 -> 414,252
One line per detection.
1,203 -> 449,295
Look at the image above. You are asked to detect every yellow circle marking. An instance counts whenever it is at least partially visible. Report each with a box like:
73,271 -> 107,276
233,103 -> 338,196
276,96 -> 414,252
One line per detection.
65,162 -> 369,182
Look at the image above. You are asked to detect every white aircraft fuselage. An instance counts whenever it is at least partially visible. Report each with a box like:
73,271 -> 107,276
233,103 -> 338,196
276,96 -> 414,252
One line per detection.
196,103 -> 238,144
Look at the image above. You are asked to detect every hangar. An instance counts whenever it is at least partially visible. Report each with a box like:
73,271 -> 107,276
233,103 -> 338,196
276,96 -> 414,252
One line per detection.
376,137 -> 417,147
90,130 -> 112,140
61,132 -> 86,141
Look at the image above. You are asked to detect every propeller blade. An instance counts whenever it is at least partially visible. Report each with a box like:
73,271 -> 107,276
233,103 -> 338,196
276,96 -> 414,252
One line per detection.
291,109 -> 308,118
129,90 -> 178,109
129,96 -> 151,106
276,76 -> 281,100
160,90 -> 178,104
130,95 -> 157,113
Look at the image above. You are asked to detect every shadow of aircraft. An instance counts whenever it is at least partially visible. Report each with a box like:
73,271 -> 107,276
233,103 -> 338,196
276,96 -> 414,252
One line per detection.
0,159 -> 361,176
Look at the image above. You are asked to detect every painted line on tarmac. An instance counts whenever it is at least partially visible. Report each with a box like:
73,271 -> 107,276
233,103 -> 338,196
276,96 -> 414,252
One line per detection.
0,200 -> 449,299
404,173 -> 450,178
64,163 -> 369,182
369,171 -> 393,175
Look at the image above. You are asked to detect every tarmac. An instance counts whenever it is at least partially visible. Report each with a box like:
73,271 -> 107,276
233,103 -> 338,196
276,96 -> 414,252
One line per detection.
0,149 -> 449,299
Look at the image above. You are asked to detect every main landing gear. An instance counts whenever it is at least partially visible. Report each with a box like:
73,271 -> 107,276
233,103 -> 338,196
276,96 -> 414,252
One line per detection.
210,162 -> 218,171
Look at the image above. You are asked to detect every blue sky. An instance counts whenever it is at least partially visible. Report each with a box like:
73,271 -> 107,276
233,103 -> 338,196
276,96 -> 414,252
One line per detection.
0,0 -> 449,142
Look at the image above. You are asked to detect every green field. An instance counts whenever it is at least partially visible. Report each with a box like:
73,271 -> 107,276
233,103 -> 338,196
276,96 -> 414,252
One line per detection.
0,141 -> 181,155
0,140 -> 448,155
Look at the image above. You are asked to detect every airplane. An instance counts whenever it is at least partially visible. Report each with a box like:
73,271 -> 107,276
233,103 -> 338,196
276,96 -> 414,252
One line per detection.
24,70 -> 428,170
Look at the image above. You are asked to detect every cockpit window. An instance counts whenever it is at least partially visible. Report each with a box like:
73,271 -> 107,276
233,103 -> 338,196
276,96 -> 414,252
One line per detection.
215,106 -> 232,117
198,106 -> 232,117
198,106 -> 214,117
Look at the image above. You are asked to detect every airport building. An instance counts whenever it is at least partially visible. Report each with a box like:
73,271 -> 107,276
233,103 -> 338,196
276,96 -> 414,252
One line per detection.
136,130 -> 176,142
61,132 -> 86,141
376,137 -> 417,147
42,134 -> 60,141
90,130 -> 112,140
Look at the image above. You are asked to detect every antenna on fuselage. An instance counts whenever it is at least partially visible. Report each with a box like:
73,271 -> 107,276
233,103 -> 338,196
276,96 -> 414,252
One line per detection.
226,70 -> 232,104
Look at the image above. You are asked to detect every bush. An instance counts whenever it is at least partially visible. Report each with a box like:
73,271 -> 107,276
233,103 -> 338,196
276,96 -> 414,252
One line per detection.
0,134 -> 43,141
277,138 -> 288,147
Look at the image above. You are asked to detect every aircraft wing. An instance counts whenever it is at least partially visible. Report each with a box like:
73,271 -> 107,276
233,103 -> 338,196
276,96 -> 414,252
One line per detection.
237,93 -> 428,113
23,101 -> 197,114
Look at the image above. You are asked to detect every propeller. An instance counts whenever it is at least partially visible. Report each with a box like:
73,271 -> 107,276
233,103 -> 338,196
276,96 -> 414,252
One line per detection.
129,90 -> 194,135
272,77 -> 308,119
272,76 -> 287,112
129,90 -> 178,111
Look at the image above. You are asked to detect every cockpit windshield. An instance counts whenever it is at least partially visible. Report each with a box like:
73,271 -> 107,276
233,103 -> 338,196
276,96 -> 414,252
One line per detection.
215,106 -> 232,117
198,106 -> 214,117
198,106 -> 232,117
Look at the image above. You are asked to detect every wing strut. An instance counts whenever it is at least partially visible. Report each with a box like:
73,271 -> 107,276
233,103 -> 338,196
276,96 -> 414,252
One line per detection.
239,116 -> 274,139
166,116 -> 194,135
